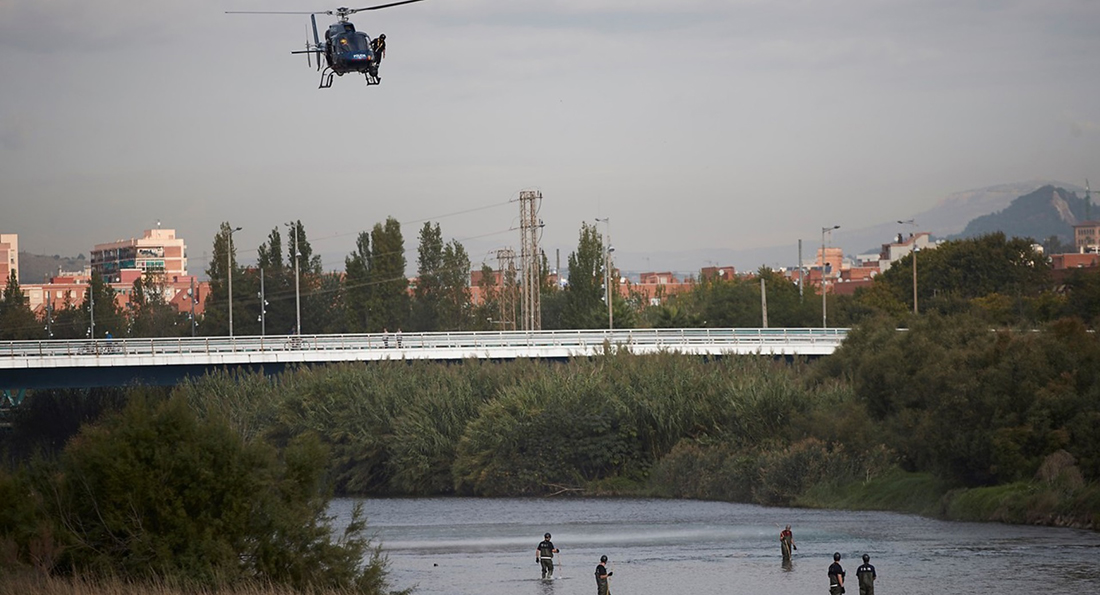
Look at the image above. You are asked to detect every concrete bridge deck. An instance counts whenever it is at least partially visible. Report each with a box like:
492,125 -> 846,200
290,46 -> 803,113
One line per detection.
0,328 -> 848,391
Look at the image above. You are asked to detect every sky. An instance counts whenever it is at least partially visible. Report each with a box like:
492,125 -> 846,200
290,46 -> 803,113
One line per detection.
2,0 -> 1099,275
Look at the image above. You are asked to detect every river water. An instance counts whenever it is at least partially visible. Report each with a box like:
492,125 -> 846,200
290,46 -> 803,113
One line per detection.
330,497 -> 1100,595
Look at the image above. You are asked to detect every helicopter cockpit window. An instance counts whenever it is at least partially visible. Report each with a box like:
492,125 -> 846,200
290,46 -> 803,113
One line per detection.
334,33 -> 370,53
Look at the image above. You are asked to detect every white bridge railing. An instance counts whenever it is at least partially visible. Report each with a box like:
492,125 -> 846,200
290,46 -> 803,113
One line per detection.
0,328 -> 848,370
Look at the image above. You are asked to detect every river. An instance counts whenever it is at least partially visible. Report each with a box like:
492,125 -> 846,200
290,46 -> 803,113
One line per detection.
330,497 -> 1100,595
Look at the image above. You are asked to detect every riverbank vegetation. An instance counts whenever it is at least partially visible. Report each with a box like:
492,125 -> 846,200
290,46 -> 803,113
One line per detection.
7,312 -> 1098,537
0,394 -> 400,594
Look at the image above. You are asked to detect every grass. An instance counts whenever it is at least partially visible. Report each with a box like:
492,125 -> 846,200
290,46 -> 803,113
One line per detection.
944,481 -> 1100,528
797,470 -> 949,516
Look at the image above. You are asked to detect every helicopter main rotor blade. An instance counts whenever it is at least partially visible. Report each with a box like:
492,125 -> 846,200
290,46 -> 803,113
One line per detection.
347,0 -> 429,15
225,10 -> 329,15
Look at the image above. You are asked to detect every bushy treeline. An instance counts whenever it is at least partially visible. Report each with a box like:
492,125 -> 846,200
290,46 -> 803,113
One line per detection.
171,316 -> 1098,523
0,393 -> 399,594
650,316 -> 1100,523
172,355 -> 848,498
815,314 -> 1100,486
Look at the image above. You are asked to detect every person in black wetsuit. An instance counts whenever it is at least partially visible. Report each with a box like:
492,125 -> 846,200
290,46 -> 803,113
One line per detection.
595,554 -> 613,595
536,533 -> 559,579
856,554 -> 876,595
828,552 -> 846,595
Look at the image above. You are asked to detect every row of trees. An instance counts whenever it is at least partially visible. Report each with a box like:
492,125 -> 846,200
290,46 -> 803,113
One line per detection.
2,227 -> 1098,341
647,232 -> 1100,330
199,218 -> 475,336
0,269 -> 170,341
197,219 -> 628,336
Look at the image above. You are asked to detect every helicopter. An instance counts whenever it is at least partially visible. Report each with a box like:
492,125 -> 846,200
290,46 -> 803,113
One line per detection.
227,1 -> 428,89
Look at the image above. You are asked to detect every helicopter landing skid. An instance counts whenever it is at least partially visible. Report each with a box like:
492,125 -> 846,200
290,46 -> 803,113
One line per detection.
318,67 -> 380,89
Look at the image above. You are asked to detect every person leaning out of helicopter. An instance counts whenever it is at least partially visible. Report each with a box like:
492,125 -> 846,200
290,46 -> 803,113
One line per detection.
372,33 -> 386,63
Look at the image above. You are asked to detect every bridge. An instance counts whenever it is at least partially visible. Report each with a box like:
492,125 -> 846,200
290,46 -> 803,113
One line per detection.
0,328 -> 848,392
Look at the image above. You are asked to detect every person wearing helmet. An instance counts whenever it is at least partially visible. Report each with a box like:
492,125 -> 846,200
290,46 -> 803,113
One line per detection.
536,532 -> 559,579
372,33 -> 387,64
856,554 -> 876,595
828,552 -> 846,595
595,554 -> 613,595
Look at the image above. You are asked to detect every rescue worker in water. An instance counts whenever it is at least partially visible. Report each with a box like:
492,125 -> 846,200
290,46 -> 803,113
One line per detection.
537,532 -> 559,579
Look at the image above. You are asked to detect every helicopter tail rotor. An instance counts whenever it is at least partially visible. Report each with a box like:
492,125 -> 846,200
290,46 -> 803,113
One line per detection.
311,14 -> 323,70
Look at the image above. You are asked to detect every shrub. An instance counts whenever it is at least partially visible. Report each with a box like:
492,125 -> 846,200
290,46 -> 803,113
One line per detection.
32,394 -> 394,593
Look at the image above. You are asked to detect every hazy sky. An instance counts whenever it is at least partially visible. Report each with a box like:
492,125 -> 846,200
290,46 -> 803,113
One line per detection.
2,0 -> 1098,274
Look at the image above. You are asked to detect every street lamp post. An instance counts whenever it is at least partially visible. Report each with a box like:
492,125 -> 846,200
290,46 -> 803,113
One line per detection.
189,277 -> 196,337
287,222 -> 302,335
88,279 -> 95,339
821,225 -> 840,328
227,226 -> 242,337
898,219 -> 918,314
258,267 -> 267,336
595,217 -> 613,330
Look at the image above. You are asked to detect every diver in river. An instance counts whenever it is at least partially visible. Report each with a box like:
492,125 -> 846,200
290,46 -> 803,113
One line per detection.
856,554 -> 876,595
595,554 -> 613,595
537,533 -> 559,579
828,552 -> 846,595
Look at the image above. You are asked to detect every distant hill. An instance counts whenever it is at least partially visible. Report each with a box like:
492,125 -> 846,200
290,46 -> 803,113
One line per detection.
17,252 -> 88,284
614,181 -> 1084,274
952,185 -> 1089,244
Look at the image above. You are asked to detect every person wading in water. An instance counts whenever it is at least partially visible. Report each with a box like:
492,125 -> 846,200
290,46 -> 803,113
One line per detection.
780,524 -> 797,560
595,554 -> 613,595
856,554 -> 877,595
537,532 -> 559,579
828,552 -> 846,595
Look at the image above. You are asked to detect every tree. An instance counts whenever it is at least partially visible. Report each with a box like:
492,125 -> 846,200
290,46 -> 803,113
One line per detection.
37,394 -> 396,592
83,271 -> 124,339
0,271 -> 40,340
1062,267 -> 1100,328
287,220 -> 327,334
1042,234 -> 1073,255
370,217 -> 409,332
877,232 -> 1051,315
439,238 -> 472,330
252,227 -> 291,335
49,295 -> 86,340
201,223 -> 239,336
344,231 -> 374,332
411,222 -> 445,331
306,271 -> 347,334
127,273 -> 186,337
411,222 -> 472,331
561,222 -> 606,329
472,262 -> 499,330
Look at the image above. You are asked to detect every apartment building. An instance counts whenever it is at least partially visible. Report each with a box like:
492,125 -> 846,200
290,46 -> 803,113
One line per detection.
0,233 -> 18,283
91,228 -> 187,280
1073,221 -> 1100,253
